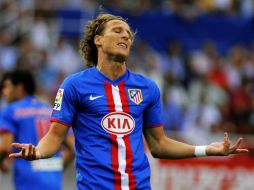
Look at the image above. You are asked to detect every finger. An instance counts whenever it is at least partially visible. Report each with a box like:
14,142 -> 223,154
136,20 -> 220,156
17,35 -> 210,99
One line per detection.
11,143 -> 25,149
229,138 -> 245,153
28,145 -> 36,160
9,152 -> 23,158
231,137 -> 243,149
235,148 -> 249,153
223,132 -> 230,147
27,144 -> 33,158
21,147 -> 26,158
230,148 -> 249,154
32,146 -> 36,160
23,146 -> 34,160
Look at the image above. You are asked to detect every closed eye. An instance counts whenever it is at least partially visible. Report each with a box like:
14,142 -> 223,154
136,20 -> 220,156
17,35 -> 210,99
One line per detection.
113,27 -> 133,40
113,28 -> 122,33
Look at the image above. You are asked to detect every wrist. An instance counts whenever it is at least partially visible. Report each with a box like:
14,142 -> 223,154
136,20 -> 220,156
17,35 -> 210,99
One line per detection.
194,145 -> 207,157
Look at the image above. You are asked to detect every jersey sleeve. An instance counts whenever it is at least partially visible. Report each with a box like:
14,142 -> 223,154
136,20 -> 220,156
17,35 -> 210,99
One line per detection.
51,76 -> 78,127
143,80 -> 163,128
0,107 -> 16,135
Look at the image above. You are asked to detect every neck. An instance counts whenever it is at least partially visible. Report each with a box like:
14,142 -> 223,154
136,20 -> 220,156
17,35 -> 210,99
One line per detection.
17,94 -> 28,100
96,54 -> 127,81
10,93 -> 28,103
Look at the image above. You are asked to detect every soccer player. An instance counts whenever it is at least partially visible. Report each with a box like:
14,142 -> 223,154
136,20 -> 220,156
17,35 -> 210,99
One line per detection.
9,14 -> 248,190
0,70 -> 75,190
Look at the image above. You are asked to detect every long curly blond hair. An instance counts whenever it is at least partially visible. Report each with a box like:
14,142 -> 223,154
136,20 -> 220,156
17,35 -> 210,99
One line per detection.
80,13 -> 134,67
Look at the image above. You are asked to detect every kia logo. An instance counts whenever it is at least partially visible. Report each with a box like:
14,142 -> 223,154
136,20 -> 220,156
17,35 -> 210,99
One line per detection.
101,112 -> 135,135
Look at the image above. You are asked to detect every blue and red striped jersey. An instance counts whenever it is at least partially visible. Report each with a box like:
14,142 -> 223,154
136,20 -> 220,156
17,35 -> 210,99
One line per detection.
0,97 -> 63,190
51,66 -> 163,190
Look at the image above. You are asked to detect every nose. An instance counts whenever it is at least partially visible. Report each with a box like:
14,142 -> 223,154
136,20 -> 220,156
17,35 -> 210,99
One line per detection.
122,30 -> 130,41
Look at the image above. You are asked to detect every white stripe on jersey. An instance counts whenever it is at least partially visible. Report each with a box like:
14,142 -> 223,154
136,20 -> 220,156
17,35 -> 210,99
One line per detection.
112,86 -> 123,112
117,136 -> 129,190
111,85 -> 129,190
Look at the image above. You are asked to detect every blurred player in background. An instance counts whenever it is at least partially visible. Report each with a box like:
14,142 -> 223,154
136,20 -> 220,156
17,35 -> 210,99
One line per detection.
0,69 -> 75,190
9,13 -> 248,190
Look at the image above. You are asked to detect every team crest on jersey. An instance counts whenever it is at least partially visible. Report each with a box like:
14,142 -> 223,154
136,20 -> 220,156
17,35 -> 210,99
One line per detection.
128,89 -> 143,104
53,88 -> 64,111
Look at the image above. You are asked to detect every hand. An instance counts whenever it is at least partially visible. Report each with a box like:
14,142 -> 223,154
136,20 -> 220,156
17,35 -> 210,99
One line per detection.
9,143 -> 42,160
206,132 -> 249,156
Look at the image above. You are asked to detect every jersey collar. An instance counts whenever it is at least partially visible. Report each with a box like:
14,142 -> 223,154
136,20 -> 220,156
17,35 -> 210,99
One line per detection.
93,66 -> 129,86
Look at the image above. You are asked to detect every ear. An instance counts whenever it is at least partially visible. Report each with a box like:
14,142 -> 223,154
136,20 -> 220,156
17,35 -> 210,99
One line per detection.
94,35 -> 102,46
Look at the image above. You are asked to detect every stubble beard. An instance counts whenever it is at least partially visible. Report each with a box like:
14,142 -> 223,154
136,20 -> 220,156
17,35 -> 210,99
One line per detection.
108,53 -> 128,64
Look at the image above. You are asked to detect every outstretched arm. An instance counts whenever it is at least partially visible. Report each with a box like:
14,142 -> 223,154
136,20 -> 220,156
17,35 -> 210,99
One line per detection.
9,122 -> 69,160
143,126 -> 248,159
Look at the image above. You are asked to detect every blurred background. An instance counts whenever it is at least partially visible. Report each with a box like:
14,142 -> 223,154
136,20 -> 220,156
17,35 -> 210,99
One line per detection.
0,0 -> 254,189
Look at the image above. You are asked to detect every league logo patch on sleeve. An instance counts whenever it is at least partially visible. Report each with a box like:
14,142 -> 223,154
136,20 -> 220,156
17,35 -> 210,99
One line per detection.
53,89 -> 64,111
128,89 -> 143,105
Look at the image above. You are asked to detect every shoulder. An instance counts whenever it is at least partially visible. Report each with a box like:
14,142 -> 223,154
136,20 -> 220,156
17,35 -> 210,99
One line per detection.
62,69 -> 88,83
2,97 -> 50,114
1,102 -> 17,116
59,68 -> 90,90
61,68 -> 93,87
33,98 -> 52,110
128,70 -> 158,89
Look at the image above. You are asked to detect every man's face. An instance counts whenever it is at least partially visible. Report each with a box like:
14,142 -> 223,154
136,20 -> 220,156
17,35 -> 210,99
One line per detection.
2,79 -> 17,103
98,20 -> 133,62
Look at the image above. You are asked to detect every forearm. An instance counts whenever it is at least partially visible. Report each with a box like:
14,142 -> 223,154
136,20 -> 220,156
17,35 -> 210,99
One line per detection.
36,132 -> 64,159
144,127 -> 198,159
9,122 -> 69,160
151,137 -> 196,159
36,122 -> 69,159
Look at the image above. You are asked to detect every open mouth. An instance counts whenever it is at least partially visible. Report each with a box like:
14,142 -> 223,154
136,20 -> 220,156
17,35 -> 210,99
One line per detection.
117,42 -> 127,49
